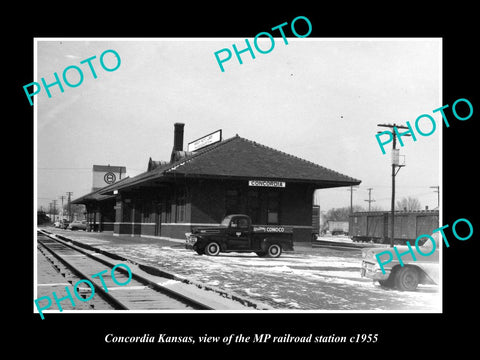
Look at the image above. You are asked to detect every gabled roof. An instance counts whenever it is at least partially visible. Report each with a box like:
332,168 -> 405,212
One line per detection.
71,176 -> 131,204
164,135 -> 360,186
98,135 -> 360,195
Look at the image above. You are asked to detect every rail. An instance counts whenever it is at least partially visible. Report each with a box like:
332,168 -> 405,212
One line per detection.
37,230 -> 214,311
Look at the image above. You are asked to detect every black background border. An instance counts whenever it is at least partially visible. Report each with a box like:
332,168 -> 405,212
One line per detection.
15,5 -> 478,354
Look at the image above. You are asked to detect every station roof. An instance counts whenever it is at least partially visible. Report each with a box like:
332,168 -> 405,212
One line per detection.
71,176 -> 131,204
97,135 -> 361,196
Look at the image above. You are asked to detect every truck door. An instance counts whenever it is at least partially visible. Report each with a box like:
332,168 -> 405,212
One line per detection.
226,217 -> 251,250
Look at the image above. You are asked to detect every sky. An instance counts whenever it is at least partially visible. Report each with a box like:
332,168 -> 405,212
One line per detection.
35,38 -> 441,214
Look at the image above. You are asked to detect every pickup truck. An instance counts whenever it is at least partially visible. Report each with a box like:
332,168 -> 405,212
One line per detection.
185,214 -> 294,258
360,234 -> 439,291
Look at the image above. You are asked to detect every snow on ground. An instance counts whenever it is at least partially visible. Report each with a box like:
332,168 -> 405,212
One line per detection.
45,228 -> 441,311
93,242 -> 441,312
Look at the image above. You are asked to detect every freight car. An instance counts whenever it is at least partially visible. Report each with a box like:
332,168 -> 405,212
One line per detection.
326,220 -> 349,235
349,210 -> 439,245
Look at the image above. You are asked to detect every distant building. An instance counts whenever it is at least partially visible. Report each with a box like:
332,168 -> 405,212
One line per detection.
72,123 -> 361,242
91,165 -> 126,192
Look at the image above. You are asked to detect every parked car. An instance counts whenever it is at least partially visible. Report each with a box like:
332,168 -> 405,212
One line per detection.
54,220 -> 70,228
60,220 -> 70,229
185,214 -> 294,257
360,234 -> 439,291
68,220 -> 87,231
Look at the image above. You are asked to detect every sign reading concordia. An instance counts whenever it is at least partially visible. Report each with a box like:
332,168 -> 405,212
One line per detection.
249,180 -> 286,188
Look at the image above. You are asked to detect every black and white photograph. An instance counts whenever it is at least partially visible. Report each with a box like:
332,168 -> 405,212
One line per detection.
34,37 -> 443,315
17,7 -> 478,353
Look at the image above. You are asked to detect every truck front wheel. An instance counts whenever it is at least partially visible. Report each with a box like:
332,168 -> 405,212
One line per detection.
266,244 -> 282,258
205,242 -> 221,256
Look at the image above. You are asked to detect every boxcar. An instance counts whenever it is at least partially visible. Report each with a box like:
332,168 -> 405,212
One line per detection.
349,210 -> 439,245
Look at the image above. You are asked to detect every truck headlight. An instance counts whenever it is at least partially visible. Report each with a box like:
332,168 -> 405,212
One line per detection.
186,235 -> 197,245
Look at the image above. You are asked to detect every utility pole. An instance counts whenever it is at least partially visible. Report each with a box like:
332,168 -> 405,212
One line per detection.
430,186 -> 439,208
377,123 -> 409,247
66,192 -> 73,222
347,186 -> 357,214
364,188 -> 376,211
52,200 -> 57,222
59,195 -> 66,219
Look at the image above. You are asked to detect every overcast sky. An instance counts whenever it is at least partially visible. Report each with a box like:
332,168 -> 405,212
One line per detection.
35,38 -> 441,213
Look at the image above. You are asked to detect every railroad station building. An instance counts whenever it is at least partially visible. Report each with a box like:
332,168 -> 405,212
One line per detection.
72,123 -> 361,242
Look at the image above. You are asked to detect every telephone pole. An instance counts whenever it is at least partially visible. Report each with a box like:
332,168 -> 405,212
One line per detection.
347,186 -> 357,214
364,188 -> 376,211
66,192 -> 73,222
430,186 -> 439,208
52,200 -> 57,222
377,123 -> 409,247
59,195 -> 66,219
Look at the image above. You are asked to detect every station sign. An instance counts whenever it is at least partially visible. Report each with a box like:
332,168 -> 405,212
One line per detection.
187,129 -> 222,152
248,180 -> 286,188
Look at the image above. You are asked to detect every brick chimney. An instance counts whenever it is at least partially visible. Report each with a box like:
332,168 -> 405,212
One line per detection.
173,123 -> 184,152
170,123 -> 186,163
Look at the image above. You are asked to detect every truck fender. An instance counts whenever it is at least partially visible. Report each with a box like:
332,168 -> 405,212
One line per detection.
261,238 -> 281,250
202,237 -> 226,252
261,238 -> 283,258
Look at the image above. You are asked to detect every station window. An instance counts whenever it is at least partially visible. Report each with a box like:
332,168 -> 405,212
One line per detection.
267,192 -> 280,224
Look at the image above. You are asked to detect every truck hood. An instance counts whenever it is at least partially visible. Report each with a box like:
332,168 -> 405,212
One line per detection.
362,245 -> 439,264
191,226 -> 225,235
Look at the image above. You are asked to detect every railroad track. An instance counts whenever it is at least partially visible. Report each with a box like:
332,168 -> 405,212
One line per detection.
312,239 -> 366,250
37,230 -> 215,311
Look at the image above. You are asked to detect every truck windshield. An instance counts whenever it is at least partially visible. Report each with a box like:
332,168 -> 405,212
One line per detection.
221,216 -> 233,227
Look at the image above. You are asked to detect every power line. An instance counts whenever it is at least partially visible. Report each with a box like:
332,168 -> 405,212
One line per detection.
377,123 -> 409,247
38,167 -> 92,170
347,186 -> 358,214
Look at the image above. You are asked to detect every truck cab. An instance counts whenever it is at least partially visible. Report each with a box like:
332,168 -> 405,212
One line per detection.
185,214 -> 294,258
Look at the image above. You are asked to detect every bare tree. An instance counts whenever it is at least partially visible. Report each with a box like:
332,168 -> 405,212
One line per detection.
62,203 -> 86,220
396,196 -> 421,211
326,205 -> 364,221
